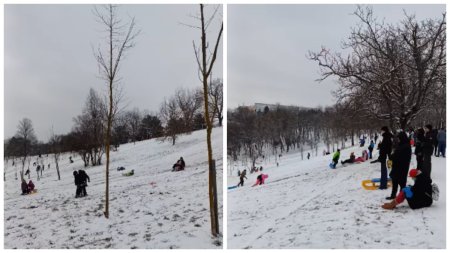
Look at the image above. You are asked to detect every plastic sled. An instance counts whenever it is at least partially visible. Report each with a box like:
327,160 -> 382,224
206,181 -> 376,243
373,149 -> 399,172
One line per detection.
361,178 -> 392,190
329,163 -> 336,169
228,185 -> 238,190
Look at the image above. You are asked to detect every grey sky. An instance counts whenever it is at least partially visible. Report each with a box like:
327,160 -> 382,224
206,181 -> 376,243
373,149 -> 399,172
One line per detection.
5,4 -> 223,141
228,4 -> 445,109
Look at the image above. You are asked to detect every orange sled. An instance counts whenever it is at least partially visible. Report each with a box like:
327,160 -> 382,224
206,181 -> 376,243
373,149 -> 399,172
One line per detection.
361,178 -> 392,190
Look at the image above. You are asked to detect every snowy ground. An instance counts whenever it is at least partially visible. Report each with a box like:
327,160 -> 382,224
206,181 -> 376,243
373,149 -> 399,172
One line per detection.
228,145 -> 446,249
4,127 -> 223,249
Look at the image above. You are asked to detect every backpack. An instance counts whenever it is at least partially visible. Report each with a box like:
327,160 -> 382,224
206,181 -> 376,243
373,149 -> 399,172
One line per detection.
431,183 -> 439,201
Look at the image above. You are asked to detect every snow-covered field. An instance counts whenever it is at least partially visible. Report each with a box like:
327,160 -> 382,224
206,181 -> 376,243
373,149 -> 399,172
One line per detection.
4,127 -> 223,249
228,145 -> 446,249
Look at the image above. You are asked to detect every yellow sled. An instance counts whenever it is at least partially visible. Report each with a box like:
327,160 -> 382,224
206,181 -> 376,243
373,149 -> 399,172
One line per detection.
362,178 -> 392,190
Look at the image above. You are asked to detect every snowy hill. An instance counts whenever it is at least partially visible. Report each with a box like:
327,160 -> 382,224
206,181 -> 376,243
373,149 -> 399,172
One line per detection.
227,145 -> 445,249
4,127 -> 223,249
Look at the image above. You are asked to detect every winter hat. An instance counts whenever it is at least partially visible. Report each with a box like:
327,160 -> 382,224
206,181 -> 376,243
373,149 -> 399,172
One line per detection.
381,126 -> 389,132
409,169 -> 421,178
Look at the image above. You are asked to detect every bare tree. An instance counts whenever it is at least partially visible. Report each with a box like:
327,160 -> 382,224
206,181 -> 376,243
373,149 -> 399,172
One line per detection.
125,108 -> 142,143
208,78 -> 223,126
49,128 -> 62,180
308,6 -> 446,130
93,4 -> 139,219
175,87 -> 203,132
160,96 -> 183,145
16,118 -> 37,180
73,88 -> 106,167
192,4 -> 223,237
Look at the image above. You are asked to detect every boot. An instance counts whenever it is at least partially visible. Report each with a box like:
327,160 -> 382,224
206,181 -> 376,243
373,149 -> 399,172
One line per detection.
382,199 -> 397,210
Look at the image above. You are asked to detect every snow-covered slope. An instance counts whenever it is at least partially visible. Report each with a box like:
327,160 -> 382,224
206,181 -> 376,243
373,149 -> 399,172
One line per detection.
4,127 -> 223,249
228,146 -> 445,249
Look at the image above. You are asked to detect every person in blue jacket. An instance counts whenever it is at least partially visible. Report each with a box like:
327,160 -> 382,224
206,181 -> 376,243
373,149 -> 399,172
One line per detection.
382,169 -> 433,210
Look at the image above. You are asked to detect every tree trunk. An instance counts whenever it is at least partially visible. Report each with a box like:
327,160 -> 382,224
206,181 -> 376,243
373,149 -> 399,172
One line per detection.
200,4 -> 219,237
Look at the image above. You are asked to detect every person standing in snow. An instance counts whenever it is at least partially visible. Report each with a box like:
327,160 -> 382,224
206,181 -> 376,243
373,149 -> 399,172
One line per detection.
431,128 -> 439,156
378,126 -> 393,190
374,133 -> 378,143
21,178 -> 29,195
307,153 -> 311,160
73,171 -> 81,198
330,149 -> 340,169
78,170 -> 90,197
415,128 -> 425,171
437,127 -> 446,157
422,124 -> 434,179
387,132 -> 411,200
237,169 -> 247,187
382,169 -> 433,210
368,140 -> 375,159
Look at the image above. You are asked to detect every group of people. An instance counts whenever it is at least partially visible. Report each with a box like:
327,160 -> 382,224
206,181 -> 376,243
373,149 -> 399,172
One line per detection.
73,170 -> 90,198
236,167 -> 267,188
378,125 -> 440,210
21,179 -> 35,195
327,124 -> 442,211
340,150 -> 369,165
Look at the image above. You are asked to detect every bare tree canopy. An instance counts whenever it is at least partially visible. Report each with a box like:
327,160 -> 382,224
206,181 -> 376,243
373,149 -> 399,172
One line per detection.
309,6 -> 446,130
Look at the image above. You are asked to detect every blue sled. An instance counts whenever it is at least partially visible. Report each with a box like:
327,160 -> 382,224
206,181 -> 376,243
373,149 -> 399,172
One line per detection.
329,163 -> 336,169
228,185 -> 238,190
371,178 -> 392,183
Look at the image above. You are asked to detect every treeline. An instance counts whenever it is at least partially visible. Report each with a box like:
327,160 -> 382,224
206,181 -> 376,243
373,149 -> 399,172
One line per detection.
227,102 -> 445,166
5,78 -> 223,169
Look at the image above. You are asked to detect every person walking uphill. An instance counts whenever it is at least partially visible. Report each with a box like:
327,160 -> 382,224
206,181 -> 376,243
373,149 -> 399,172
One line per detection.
378,126 -> 393,190
330,149 -> 340,169
237,169 -> 247,187
382,169 -> 433,210
387,132 -> 411,200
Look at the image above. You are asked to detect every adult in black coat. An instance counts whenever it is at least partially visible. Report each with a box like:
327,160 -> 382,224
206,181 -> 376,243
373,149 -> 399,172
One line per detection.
387,132 -> 411,200
431,128 -> 439,156
73,171 -> 81,197
422,124 -> 434,179
378,126 -> 393,189
78,170 -> 90,197
414,128 -> 425,171
382,169 -> 433,210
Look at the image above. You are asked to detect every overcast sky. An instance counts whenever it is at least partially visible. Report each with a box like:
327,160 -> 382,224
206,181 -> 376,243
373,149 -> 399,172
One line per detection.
5,4 -> 223,141
228,4 -> 445,109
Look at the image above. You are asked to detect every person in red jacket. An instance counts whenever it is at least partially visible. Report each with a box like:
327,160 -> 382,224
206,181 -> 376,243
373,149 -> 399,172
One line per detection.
28,180 -> 35,192
252,173 -> 268,187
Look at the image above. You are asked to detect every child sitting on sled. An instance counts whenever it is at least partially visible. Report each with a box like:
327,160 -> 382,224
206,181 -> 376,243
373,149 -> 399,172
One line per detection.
354,150 -> 369,163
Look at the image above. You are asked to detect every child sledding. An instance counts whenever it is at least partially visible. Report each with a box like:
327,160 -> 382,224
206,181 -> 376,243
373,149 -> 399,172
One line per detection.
172,157 -> 185,171
21,179 -> 37,195
122,170 -> 135,176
